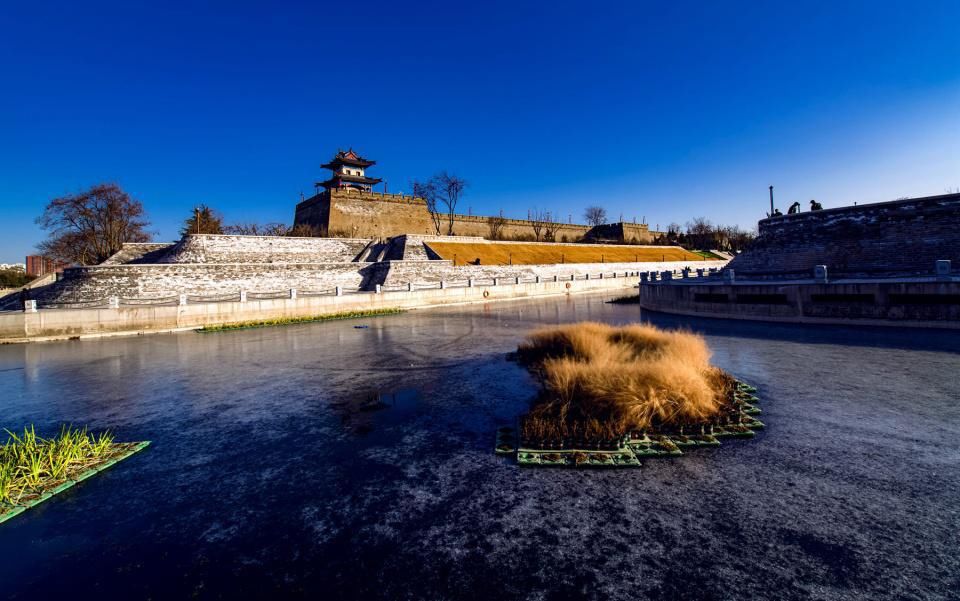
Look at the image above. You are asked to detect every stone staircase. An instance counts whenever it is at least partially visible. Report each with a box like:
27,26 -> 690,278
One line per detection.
359,240 -> 389,262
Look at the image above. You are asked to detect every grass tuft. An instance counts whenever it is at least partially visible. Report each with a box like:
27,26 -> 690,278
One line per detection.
0,425 -> 137,509
517,322 -> 736,445
197,308 -> 405,332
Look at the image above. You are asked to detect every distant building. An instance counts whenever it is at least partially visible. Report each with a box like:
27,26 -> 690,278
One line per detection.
25,255 -> 68,277
0,263 -> 25,271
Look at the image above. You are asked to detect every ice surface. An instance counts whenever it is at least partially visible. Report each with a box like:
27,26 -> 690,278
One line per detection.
1,291 -> 958,599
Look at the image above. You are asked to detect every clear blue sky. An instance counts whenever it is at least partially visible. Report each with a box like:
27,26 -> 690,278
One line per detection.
1,1 -> 958,263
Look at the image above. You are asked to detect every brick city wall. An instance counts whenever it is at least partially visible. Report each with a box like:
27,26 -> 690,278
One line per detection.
294,189 -> 597,241
584,222 -> 654,243
728,193 -> 960,277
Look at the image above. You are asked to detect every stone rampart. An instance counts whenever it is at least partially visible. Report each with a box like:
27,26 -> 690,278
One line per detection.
295,189 -> 596,240
583,222 -> 654,243
728,192 -> 960,278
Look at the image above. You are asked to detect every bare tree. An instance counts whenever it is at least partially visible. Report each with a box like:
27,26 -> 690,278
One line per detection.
487,215 -> 506,240
181,204 -> 224,236
261,223 -> 289,236
36,183 -> 151,265
685,217 -> 714,250
436,171 -> 467,235
545,212 -> 569,243
414,172 -> 468,236
287,223 -> 321,237
584,206 -> 608,226
223,222 -> 290,236
222,223 -> 244,235
222,222 -> 255,235
413,179 -> 442,235
543,221 -> 557,242
722,225 -> 754,252
530,209 -> 551,241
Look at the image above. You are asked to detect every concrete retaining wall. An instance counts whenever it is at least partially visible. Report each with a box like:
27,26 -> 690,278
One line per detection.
379,259 -> 723,287
0,274 -> 644,342
22,247 -> 724,305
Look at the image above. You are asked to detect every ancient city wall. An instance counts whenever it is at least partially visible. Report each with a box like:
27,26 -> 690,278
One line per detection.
295,189 -> 596,240
728,193 -> 960,277
292,193 -> 332,234
583,222 -> 654,243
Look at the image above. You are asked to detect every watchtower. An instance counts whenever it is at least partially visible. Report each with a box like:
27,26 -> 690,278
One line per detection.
317,148 -> 382,192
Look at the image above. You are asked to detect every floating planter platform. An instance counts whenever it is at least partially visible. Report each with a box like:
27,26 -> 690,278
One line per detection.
497,380 -> 763,468
196,308 -> 405,333
1,435 -> 150,525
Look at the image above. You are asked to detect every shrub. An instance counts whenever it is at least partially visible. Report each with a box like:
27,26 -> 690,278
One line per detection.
0,269 -> 35,288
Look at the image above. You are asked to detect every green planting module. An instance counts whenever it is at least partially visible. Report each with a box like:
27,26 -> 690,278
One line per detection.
196,308 -> 405,332
496,381 -> 763,468
0,441 -> 151,525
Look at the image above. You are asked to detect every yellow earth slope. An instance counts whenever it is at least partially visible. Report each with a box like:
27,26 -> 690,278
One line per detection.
425,241 -> 714,266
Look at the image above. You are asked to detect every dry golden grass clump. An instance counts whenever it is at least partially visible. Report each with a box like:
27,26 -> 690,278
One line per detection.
517,322 -> 735,444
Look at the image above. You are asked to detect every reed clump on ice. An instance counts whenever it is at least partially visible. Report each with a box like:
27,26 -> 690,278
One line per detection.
517,322 -> 735,445
0,426 -> 116,507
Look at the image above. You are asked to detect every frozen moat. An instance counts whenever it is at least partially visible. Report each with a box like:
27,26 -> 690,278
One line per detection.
1,291 -> 959,600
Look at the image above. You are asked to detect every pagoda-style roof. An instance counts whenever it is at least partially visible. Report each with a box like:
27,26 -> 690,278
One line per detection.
317,172 -> 383,189
321,148 -> 376,170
